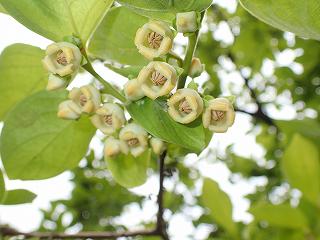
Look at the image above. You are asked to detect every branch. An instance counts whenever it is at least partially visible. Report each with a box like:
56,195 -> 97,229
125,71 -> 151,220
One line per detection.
0,152 -> 169,240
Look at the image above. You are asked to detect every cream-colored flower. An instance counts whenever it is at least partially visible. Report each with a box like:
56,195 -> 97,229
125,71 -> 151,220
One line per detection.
104,137 -> 129,158
124,79 -> 145,101
189,57 -> 204,78
91,103 -> 126,135
202,98 -> 235,133
57,100 -> 82,120
42,42 -> 82,77
168,88 -> 203,124
137,61 -> 177,100
46,74 -> 67,91
135,20 -> 174,60
150,137 -> 166,155
119,123 -> 148,157
69,85 -> 101,114
176,11 -> 198,33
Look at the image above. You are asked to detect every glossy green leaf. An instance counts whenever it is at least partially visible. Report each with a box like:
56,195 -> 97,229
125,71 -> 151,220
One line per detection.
201,178 -> 238,237
281,134 -> 320,205
105,64 -> 143,79
1,189 -> 36,205
0,170 -> 5,202
0,44 -> 47,119
250,203 -> 309,230
105,150 -> 151,188
88,7 -> 148,65
118,0 -> 212,22
0,90 -> 96,180
239,0 -> 320,40
126,97 -> 210,153
0,0 -> 113,42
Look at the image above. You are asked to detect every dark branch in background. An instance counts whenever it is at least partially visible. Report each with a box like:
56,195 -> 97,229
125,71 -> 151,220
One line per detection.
0,152 -> 169,240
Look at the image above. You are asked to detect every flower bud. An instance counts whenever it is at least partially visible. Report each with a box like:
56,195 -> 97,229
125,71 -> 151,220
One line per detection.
119,123 -> 148,157
150,137 -> 166,155
137,61 -> 177,100
91,103 -> 126,135
135,20 -> 174,60
176,11 -> 198,33
104,137 -> 129,158
124,79 -> 145,101
57,100 -> 82,120
202,98 -> 235,133
168,88 -> 203,124
189,57 -> 204,78
46,74 -> 67,91
69,85 -> 101,114
42,42 -> 82,77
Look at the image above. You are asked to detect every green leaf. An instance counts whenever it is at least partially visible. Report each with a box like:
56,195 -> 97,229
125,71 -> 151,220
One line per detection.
88,7 -> 148,65
126,97 -> 210,153
250,202 -> 309,230
118,0 -> 212,22
0,3 -> 7,13
105,64 -> 143,79
0,90 -> 96,180
1,189 -> 36,205
0,0 -> 114,42
201,178 -> 238,238
239,0 -> 320,40
0,170 -> 5,202
281,134 -> 320,206
105,150 -> 151,188
0,44 -> 47,119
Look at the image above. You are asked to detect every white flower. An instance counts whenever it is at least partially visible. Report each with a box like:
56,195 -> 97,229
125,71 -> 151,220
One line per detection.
42,42 -> 82,77
202,98 -> 235,133
168,88 -> 203,124
189,57 -> 204,78
124,79 -> 145,101
46,74 -> 67,91
119,123 -> 148,157
91,103 -> 126,135
137,61 -> 177,100
104,137 -> 129,158
69,85 -> 101,114
57,100 -> 82,120
150,137 -> 166,155
176,11 -> 198,33
135,20 -> 174,60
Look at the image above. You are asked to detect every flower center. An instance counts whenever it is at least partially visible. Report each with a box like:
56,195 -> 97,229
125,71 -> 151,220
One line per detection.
127,138 -> 139,147
103,114 -> 113,125
179,99 -> 192,114
148,31 -> 163,49
79,94 -> 87,107
56,50 -> 68,66
211,110 -> 225,122
151,71 -> 167,86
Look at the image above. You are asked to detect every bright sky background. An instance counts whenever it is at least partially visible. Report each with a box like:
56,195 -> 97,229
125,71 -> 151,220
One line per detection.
0,0 -> 300,239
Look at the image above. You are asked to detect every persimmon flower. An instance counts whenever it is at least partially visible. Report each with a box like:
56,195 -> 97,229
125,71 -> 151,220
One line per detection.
69,85 -> 101,114
168,88 -> 203,124
137,61 -> 177,100
57,100 -> 82,120
150,137 -> 166,155
135,20 -> 174,60
176,11 -> 198,33
202,98 -> 235,133
104,137 -> 128,158
46,74 -> 67,91
124,79 -> 145,101
189,57 -> 204,78
91,103 -> 126,135
42,42 -> 82,77
119,123 -> 148,157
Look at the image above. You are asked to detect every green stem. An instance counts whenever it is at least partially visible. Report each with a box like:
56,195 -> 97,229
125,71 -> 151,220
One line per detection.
177,33 -> 198,89
167,51 -> 183,67
82,62 -> 126,102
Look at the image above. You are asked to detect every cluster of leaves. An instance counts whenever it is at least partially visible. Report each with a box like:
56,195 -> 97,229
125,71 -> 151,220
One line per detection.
0,0 -> 320,239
